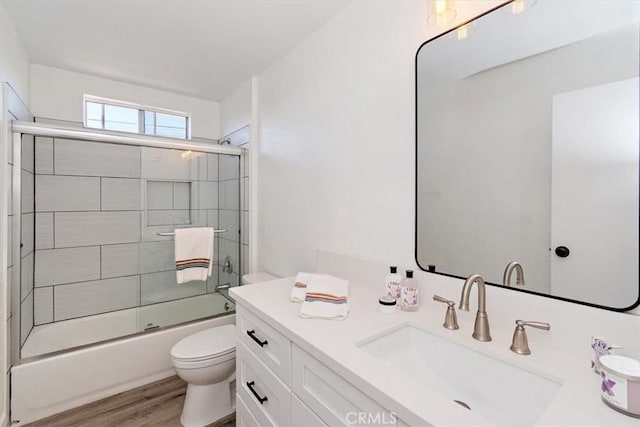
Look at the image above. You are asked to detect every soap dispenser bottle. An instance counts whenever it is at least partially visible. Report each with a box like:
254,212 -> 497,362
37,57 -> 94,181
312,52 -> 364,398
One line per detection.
385,266 -> 402,299
400,270 -> 419,311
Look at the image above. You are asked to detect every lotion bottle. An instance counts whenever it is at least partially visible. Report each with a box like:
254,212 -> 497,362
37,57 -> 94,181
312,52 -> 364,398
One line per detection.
385,266 -> 402,299
400,270 -> 419,311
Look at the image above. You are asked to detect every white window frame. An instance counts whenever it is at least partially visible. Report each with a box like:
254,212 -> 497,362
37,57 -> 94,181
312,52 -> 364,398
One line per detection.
83,94 -> 192,140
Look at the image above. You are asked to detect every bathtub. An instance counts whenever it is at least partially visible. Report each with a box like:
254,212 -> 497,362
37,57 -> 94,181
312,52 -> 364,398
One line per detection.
11,293 -> 235,425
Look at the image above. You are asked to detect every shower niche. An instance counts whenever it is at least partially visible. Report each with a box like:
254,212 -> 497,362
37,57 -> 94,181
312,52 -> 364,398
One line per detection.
145,180 -> 193,226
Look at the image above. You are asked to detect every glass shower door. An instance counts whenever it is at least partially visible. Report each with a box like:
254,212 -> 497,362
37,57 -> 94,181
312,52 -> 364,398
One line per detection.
135,149 -> 240,332
19,134 -> 241,359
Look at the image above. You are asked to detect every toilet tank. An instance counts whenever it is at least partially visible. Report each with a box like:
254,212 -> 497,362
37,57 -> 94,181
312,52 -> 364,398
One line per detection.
241,272 -> 278,285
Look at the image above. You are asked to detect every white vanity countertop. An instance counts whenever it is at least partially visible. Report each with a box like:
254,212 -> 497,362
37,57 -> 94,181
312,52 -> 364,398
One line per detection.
230,278 -> 637,426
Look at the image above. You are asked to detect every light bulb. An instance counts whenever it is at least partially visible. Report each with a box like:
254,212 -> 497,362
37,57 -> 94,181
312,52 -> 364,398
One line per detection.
435,0 -> 447,15
457,25 -> 468,40
428,0 -> 456,26
512,0 -> 524,14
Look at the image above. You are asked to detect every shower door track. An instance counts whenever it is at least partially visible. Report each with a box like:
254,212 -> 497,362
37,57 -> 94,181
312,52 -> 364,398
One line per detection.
12,121 -> 243,156
14,309 -> 234,365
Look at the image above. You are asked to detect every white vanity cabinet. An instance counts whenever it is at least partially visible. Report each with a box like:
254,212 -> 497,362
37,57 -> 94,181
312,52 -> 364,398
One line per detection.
236,393 -> 261,427
237,305 -> 291,384
291,393 -> 326,427
291,345 -> 395,426
235,305 -> 398,427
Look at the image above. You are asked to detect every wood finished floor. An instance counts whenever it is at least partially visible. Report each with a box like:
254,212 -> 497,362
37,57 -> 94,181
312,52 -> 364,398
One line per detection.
24,376 -> 236,427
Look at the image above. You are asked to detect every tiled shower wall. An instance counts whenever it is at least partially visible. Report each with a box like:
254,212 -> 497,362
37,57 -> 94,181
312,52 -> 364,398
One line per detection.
31,136 -> 240,325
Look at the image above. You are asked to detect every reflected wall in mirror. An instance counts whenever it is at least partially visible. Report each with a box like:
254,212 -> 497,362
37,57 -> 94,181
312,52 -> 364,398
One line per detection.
416,0 -> 639,310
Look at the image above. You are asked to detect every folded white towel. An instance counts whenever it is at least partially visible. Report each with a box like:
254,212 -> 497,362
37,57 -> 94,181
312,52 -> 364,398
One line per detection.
291,272 -> 313,302
174,227 -> 214,284
300,275 -> 349,320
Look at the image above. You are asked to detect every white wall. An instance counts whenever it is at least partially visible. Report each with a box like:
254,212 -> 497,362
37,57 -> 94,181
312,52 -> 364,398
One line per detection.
255,0 -> 640,317
0,2 -> 31,425
219,77 -> 258,279
219,78 -> 252,138
30,65 -> 220,139
256,0 -> 502,276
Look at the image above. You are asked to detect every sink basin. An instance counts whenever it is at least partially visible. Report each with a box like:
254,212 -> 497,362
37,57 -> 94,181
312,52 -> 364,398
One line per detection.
359,325 -> 560,427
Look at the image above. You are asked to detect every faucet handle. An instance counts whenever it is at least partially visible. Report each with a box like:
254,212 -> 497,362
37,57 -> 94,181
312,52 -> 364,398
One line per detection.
433,295 -> 454,305
510,319 -> 550,355
516,320 -> 550,330
433,295 -> 459,330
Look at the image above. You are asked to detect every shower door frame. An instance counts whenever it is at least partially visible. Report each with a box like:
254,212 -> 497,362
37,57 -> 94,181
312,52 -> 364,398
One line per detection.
11,121 -> 243,360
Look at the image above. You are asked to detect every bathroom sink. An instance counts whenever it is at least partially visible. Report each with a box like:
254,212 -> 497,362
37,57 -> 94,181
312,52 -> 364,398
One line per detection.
359,325 -> 560,427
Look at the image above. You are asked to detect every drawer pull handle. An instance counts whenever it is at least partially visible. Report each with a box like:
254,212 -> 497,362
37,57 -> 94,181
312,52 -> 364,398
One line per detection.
246,329 -> 268,347
246,381 -> 268,404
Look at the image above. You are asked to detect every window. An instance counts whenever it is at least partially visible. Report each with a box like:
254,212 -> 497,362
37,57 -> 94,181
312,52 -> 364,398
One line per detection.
84,95 -> 190,139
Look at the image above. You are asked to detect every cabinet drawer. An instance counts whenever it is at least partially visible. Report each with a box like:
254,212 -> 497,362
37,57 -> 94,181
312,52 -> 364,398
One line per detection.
291,393 -> 327,427
237,340 -> 291,426
292,344 -> 396,427
236,393 -> 261,427
237,305 -> 291,385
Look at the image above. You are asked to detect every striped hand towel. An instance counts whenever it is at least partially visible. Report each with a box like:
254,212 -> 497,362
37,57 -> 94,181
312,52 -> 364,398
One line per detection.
300,275 -> 349,320
174,227 -> 214,284
291,272 -> 314,302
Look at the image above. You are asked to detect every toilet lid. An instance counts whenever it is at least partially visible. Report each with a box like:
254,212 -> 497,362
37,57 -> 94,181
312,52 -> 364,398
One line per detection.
170,324 -> 236,361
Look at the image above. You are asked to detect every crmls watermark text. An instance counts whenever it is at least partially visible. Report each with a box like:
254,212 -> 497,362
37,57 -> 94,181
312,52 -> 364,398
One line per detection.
345,411 -> 398,425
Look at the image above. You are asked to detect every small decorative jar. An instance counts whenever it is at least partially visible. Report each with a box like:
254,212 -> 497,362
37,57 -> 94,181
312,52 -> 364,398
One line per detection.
378,296 -> 397,314
599,355 -> 640,418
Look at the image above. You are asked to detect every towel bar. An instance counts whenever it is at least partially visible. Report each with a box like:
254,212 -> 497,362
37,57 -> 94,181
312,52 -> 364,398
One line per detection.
157,229 -> 227,236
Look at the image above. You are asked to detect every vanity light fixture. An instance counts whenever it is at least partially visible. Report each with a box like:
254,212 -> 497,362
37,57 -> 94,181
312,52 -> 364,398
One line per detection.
428,0 -> 456,27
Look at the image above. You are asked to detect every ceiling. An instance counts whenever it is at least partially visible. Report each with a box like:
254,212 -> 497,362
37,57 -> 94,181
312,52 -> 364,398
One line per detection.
2,0 -> 350,101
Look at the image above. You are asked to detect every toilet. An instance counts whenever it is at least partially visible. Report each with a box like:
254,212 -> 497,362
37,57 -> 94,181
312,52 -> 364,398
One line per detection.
170,273 -> 277,426
170,324 -> 236,427
241,272 -> 277,285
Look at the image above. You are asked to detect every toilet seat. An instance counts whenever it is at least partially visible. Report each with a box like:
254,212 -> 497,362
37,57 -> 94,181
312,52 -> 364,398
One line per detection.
170,324 -> 236,367
173,347 -> 235,363
171,349 -> 235,370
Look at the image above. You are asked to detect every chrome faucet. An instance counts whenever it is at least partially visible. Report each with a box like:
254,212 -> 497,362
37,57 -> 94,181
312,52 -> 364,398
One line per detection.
222,255 -> 233,274
459,274 -> 492,342
503,261 -> 525,287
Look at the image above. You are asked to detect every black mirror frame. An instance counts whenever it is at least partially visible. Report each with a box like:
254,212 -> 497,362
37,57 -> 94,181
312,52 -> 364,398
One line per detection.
413,1 -> 640,313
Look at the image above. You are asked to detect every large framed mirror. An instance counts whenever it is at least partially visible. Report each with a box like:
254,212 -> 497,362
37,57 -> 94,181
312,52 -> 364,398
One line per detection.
415,0 -> 640,311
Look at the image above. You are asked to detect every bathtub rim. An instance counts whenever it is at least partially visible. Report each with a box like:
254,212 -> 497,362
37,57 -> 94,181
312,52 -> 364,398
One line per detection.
17,308 -> 235,365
